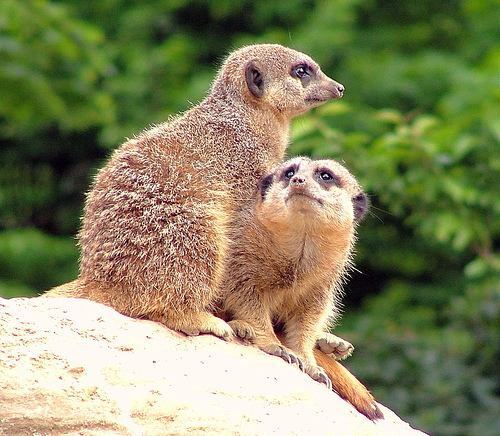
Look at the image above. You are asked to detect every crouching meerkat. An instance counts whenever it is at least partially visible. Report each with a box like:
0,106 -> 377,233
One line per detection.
218,157 -> 383,420
45,44 -> 344,339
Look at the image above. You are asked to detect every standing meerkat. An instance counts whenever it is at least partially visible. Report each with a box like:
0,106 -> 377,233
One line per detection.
45,44 -> 344,339
218,157 -> 383,419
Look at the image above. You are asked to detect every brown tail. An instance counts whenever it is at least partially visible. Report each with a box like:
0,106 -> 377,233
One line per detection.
42,279 -> 81,297
314,349 -> 384,420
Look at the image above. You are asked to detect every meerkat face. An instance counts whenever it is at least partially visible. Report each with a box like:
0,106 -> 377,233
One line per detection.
258,157 -> 367,232
246,51 -> 344,117
215,44 -> 343,118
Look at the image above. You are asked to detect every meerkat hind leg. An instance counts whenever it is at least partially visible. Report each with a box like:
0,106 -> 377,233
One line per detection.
275,320 -> 333,389
158,310 -> 234,339
229,319 -> 303,369
286,346 -> 332,389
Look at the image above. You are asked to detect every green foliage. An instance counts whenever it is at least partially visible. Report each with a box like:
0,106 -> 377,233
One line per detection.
0,1 -> 498,435
336,273 -> 500,435
0,0 -> 115,135
0,227 -> 79,296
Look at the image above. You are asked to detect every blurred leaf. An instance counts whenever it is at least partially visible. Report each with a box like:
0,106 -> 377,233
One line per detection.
0,228 -> 78,292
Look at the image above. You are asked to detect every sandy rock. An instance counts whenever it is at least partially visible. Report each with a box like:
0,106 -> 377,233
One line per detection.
0,297 -> 428,436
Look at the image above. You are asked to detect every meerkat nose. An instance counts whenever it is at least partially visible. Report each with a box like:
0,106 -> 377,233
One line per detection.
291,175 -> 306,186
337,84 -> 345,95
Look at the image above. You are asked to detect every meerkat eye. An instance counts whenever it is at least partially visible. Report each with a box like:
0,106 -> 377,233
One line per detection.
295,66 -> 309,78
281,164 -> 299,181
292,64 -> 313,81
317,169 -> 341,186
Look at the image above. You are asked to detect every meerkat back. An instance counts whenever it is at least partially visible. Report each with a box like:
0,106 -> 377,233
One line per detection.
45,44 -> 344,339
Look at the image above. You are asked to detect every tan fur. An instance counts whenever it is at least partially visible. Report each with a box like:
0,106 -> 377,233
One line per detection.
218,157 -> 383,420
44,45 -> 343,338
314,348 -> 383,420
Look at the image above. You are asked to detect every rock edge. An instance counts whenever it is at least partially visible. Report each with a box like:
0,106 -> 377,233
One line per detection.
0,297 -> 428,436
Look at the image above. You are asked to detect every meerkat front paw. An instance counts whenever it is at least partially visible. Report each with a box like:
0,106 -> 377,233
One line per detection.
174,312 -> 234,339
228,319 -> 256,340
316,332 -> 354,360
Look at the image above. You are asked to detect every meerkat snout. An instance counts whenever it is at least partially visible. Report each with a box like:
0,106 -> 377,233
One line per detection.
290,175 -> 306,186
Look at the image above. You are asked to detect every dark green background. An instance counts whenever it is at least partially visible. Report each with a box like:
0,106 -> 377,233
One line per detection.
1,1 -> 499,434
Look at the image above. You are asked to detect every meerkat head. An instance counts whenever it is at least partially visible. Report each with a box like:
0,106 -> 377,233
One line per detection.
257,157 -> 367,232
212,44 -> 344,118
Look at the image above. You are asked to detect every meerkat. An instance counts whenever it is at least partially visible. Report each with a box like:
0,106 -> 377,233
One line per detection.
45,44 -> 344,339
217,157 -> 383,420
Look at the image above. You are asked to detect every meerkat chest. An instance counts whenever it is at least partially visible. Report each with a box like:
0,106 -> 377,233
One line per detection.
265,238 -> 332,292
261,265 -> 330,319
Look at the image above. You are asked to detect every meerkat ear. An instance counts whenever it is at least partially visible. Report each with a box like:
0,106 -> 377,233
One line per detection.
353,193 -> 369,223
245,61 -> 265,98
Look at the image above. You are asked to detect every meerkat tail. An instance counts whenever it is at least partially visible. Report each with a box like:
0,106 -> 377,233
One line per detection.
43,280 -> 81,297
313,348 -> 384,420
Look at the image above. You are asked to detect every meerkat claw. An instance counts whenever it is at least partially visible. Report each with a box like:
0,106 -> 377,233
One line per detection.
319,371 -> 333,390
262,344 -> 302,370
310,367 -> 332,390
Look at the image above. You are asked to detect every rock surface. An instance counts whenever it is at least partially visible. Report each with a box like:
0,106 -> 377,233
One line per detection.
0,296 -> 428,436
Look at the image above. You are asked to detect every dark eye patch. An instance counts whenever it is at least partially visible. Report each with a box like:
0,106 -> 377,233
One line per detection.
291,63 -> 314,85
316,168 -> 341,187
281,164 -> 298,181
260,174 -> 274,199
294,64 -> 310,77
